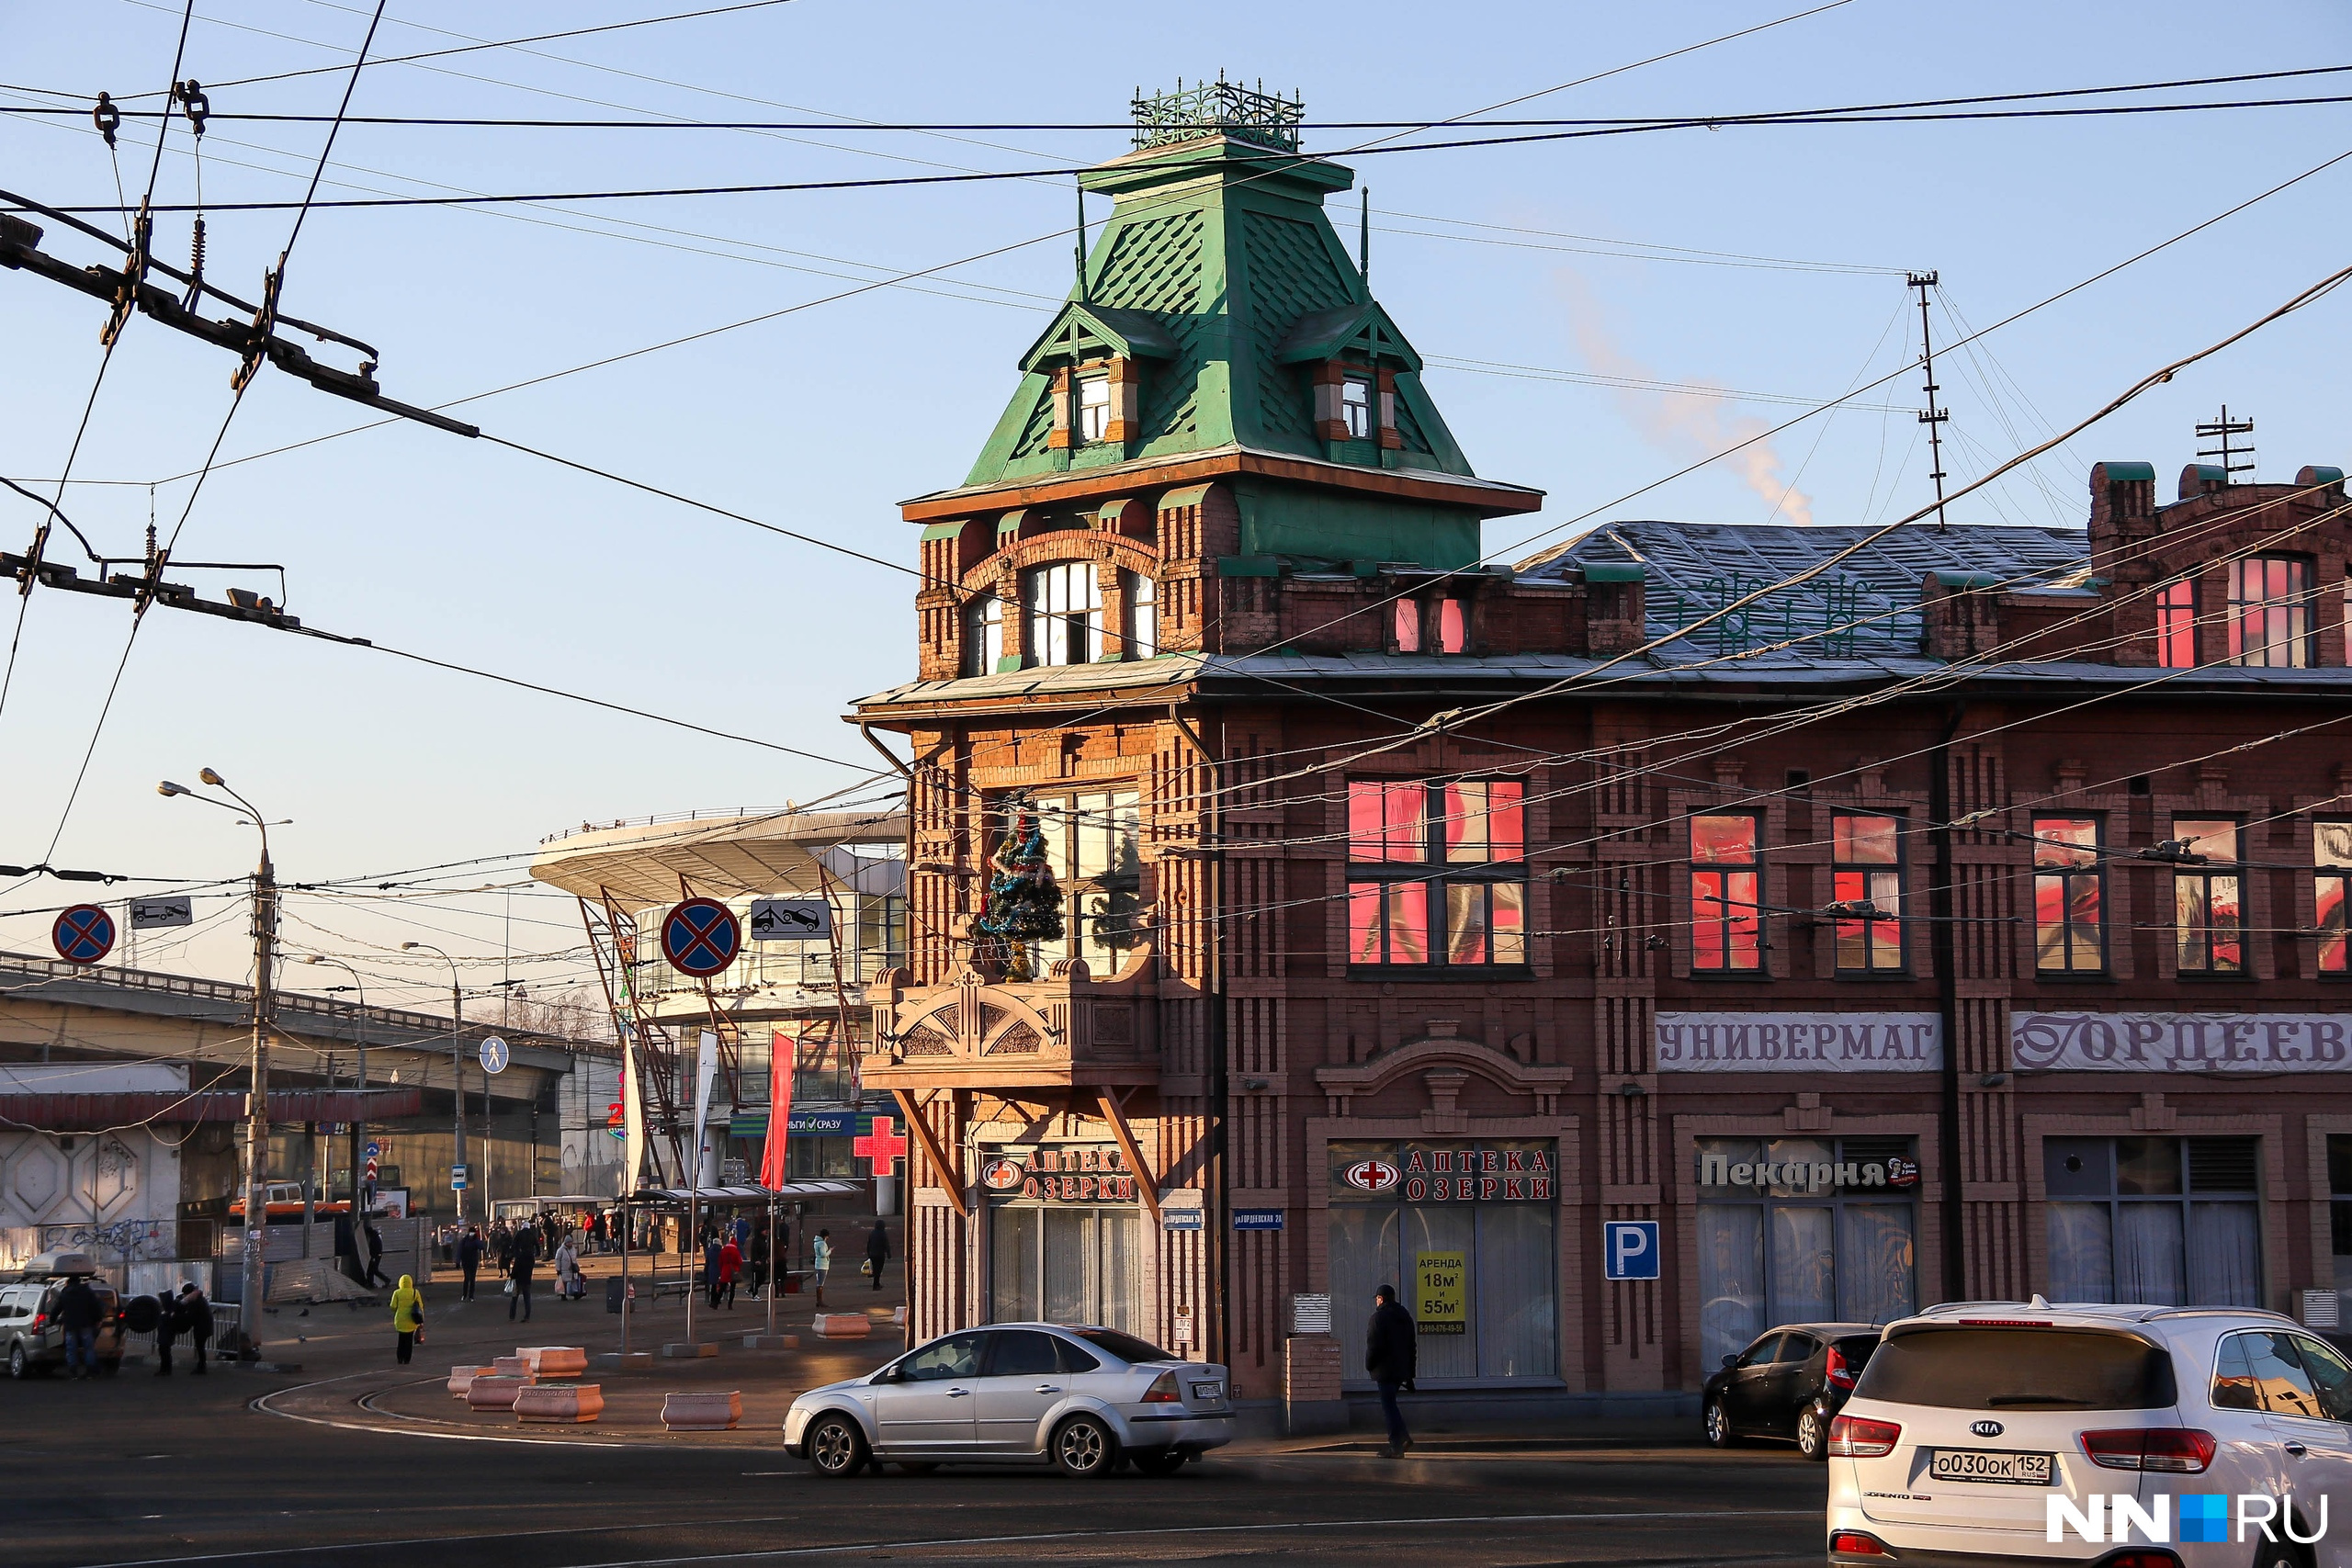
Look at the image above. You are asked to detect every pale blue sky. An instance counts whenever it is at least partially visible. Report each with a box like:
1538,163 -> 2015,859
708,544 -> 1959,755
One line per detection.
1,0 -> 2346,1008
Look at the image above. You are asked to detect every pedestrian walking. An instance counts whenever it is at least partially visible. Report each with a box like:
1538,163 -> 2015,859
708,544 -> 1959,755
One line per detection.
458,1226 -> 482,1301
507,1224 -> 538,1322
811,1228 -> 831,1307
177,1282 -> 213,1373
362,1217 -> 390,1289
554,1233 -> 581,1302
153,1284 -> 182,1375
55,1274 -> 102,1380
703,1232 -> 724,1309
390,1274 -> 424,1363
717,1237 -> 741,1309
1365,1285 -> 1417,1457
865,1220 -> 890,1292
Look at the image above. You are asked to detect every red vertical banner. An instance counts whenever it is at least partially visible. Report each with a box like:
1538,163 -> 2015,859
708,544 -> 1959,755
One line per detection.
759,1029 -> 794,1189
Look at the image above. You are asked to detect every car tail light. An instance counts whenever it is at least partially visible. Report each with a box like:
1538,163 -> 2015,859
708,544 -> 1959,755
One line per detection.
2079,1428 -> 2215,1473
1827,1415 -> 1901,1457
1825,1344 -> 1857,1389
28,1313 -> 46,1330
1142,1371 -> 1181,1404
1828,1530 -> 1887,1556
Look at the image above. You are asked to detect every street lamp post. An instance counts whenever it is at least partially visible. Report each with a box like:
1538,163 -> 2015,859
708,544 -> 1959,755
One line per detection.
301,955 -> 368,1228
402,942 -> 467,1226
159,769 -> 282,1359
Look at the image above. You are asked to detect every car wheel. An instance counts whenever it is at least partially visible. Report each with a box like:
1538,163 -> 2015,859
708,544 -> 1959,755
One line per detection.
1130,1450 -> 1187,1477
6,1345 -> 24,1381
1703,1399 -> 1739,1448
1795,1406 -> 1827,1461
805,1415 -> 868,1479
1051,1414 -> 1117,1478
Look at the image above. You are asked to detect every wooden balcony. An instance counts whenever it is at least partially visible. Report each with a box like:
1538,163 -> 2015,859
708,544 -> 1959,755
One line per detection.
862,954 -> 1158,1094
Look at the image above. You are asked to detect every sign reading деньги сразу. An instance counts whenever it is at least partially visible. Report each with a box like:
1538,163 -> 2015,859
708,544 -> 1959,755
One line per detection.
2013,1011 -> 2352,1072
1655,1011 -> 1941,1071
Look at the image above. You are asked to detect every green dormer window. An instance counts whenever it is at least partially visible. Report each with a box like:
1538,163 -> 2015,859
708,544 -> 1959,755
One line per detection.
1341,376 -> 1372,440
1077,375 -> 1112,445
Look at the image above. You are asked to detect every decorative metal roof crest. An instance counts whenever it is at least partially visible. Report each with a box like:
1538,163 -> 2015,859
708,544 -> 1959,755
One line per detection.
1131,73 -> 1303,152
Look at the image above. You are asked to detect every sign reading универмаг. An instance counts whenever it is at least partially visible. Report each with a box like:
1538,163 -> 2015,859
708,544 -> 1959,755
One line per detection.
1655,1011 -> 1942,1072
2013,1011 -> 2352,1072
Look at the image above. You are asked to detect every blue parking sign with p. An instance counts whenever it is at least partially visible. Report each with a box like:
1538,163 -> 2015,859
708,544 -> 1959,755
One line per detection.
1603,1220 -> 1660,1280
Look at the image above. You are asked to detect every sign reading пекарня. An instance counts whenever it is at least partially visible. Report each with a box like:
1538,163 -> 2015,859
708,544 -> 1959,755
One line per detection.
2013,1010 -> 2352,1072
1655,1011 -> 1942,1072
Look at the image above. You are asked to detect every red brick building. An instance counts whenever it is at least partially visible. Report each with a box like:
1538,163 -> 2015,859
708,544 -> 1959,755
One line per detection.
854,85 -> 2352,1425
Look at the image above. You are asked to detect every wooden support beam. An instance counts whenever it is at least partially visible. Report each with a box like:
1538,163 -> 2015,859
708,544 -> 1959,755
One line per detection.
1095,1086 -> 1161,1224
891,1089 -> 968,1219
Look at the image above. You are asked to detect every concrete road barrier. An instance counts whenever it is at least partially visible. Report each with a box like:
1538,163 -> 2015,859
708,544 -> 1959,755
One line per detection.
660,1390 -> 742,1431
514,1382 -> 604,1424
520,1345 -> 587,1378
813,1314 -> 870,1338
447,1365 -> 494,1398
489,1355 -> 537,1382
465,1373 -> 529,1411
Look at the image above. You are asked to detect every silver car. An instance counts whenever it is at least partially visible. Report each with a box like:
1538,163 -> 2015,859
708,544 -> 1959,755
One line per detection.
783,1322 -> 1235,1478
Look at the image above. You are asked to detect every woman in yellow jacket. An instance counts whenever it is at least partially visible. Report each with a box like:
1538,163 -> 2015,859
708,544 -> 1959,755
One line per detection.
390,1275 -> 424,1364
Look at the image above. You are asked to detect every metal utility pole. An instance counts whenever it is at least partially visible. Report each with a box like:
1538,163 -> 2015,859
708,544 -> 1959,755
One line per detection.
158,769 -> 279,1358
301,955 -> 367,1221
402,942 -> 466,1225
2196,405 -> 2256,483
1908,272 -> 1951,528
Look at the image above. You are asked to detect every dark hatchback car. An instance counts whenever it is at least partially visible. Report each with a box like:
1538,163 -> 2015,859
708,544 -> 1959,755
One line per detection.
1701,1322 -> 1882,1459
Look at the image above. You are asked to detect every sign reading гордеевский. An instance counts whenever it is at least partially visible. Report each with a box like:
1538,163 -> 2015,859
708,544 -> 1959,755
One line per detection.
2012,1011 -> 2352,1072
1656,1012 -> 1942,1072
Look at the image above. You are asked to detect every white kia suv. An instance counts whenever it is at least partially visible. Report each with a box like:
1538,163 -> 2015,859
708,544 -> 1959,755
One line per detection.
1827,1298 -> 2350,1568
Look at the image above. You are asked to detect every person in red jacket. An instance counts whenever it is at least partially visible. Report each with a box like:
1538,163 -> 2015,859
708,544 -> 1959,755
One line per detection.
716,1236 -> 742,1310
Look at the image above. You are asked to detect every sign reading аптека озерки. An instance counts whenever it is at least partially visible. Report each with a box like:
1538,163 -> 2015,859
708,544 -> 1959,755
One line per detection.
1656,1011 -> 1941,1072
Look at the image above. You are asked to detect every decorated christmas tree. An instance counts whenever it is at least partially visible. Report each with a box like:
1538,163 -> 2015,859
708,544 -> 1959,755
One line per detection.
976,801 -> 1065,980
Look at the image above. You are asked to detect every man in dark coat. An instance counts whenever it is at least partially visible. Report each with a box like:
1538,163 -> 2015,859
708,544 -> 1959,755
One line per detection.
153,1286 -> 182,1375
362,1218 -> 390,1289
507,1223 -> 538,1322
457,1226 -> 482,1301
1364,1284 -> 1417,1457
865,1220 -> 891,1292
177,1282 -> 213,1373
55,1275 -> 103,1379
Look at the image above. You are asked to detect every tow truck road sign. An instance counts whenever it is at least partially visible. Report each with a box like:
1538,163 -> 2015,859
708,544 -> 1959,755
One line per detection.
51,904 -> 115,964
661,897 -> 741,976
748,897 -> 829,941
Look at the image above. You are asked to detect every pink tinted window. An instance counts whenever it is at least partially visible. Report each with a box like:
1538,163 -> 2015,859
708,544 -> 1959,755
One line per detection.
2227,556 -> 2314,667
1348,882 -> 1382,964
1446,885 -> 1487,964
2155,579 -> 2196,669
1692,869 -> 1760,971
1386,883 -> 1429,964
2033,818 -> 2104,971
1437,597 -> 1466,653
1393,598 -> 1421,653
1349,782 -> 1425,863
1490,883 -> 1526,964
2320,823 -> 2352,976
1442,781 -> 1527,863
1691,814 -> 1758,863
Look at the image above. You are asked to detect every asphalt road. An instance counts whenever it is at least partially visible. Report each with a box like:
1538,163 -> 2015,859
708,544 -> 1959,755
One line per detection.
3,1362 -> 1830,1568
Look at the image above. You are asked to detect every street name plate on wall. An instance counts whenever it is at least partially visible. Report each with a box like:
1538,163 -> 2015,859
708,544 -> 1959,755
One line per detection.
2012,1011 -> 2352,1073
1656,1012 -> 1942,1072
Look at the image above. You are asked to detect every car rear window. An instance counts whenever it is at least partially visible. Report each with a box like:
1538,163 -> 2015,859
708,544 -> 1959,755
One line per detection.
1855,1327 -> 2177,1411
1834,1335 -> 1882,1367
1073,1328 -> 1176,1365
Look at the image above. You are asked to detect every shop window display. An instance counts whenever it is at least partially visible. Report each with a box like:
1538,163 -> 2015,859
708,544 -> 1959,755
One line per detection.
1327,1140 -> 1557,1386
2044,1136 -> 2260,1307
1693,1135 -> 1920,1371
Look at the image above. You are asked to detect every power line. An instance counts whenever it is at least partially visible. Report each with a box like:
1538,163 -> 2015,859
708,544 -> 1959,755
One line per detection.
28,94 -> 2352,218
18,62 -> 2349,130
